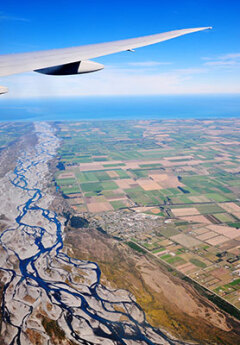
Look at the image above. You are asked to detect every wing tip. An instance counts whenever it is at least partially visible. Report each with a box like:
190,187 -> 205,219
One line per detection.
196,26 -> 213,31
183,26 -> 212,35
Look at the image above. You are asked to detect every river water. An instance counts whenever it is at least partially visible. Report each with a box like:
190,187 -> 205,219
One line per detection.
0,122 -> 192,345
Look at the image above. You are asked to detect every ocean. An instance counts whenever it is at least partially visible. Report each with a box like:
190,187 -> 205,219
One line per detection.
0,95 -> 240,121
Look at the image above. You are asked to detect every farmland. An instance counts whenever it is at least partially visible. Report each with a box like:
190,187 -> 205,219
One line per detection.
0,122 -> 33,149
54,119 -> 240,310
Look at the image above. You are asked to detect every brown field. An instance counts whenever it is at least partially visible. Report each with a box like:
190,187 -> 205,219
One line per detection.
194,228 -> 209,235
186,160 -> 204,166
227,243 -> 240,254
122,199 -> 133,207
196,231 -> 219,241
157,250 -> 169,256
103,160 -> 123,165
68,198 -> 84,205
233,212 -> 240,218
92,155 -> 107,159
142,160 -> 166,165
170,234 -> 202,248
107,171 -> 119,178
79,164 -> 104,171
224,161 -> 236,166
129,183 -> 139,188
189,195 -> 210,202
208,278 -> 222,286
132,206 -> 155,212
149,173 -> 168,182
207,224 -> 240,239
206,236 -> 228,246
165,179 -> 184,188
180,166 -> 195,171
67,193 -> 82,198
138,179 -> 162,191
220,202 -> 240,216
179,215 -> 212,224
219,239 -> 240,251
149,173 -> 184,188
162,159 -> 203,167
58,172 -> 75,178
211,267 -> 230,279
151,207 -> 162,214
87,202 -> 114,213
164,155 -> 193,161
159,239 -> 173,246
72,205 -> 87,213
172,207 -> 200,217
161,161 -> 186,167
155,134 -> 169,138
122,162 -> 141,169
221,140 -> 240,145
177,262 -> 197,274
91,196 -> 108,203
224,167 -> 240,173
111,188 -> 126,195
115,179 -> 136,189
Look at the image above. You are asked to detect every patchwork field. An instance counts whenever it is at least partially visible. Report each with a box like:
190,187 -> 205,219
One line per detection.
55,119 -> 240,310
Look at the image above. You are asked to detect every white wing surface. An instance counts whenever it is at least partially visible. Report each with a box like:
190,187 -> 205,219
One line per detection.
0,27 -> 211,77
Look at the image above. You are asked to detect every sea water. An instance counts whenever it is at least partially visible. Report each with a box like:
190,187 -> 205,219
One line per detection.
0,95 -> 240,121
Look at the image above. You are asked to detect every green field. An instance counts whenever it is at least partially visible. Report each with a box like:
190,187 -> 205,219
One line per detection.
190,258 -> 207,268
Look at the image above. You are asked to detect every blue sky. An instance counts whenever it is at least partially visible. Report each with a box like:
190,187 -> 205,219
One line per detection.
1,0 -> 240,98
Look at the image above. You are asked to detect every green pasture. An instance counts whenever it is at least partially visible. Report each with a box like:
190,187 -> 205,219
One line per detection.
189,258 -> 207,268
214,213 -> 235,223
196,204 -> 225,214
81,180 -> 118,193
166,256 -> 186,266
61,186 -> 81,194
56,178 -> 76,186
152,247 -> 166,254
110,200 -> 126,210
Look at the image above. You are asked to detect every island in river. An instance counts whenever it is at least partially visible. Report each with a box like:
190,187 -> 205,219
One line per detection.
0,120 -> 239,345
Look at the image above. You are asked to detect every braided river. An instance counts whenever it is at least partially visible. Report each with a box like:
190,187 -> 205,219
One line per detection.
0,122 -> 192,345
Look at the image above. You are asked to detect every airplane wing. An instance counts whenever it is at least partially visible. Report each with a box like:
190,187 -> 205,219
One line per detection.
0,86 -> 8,95
0,27 -> 211,79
